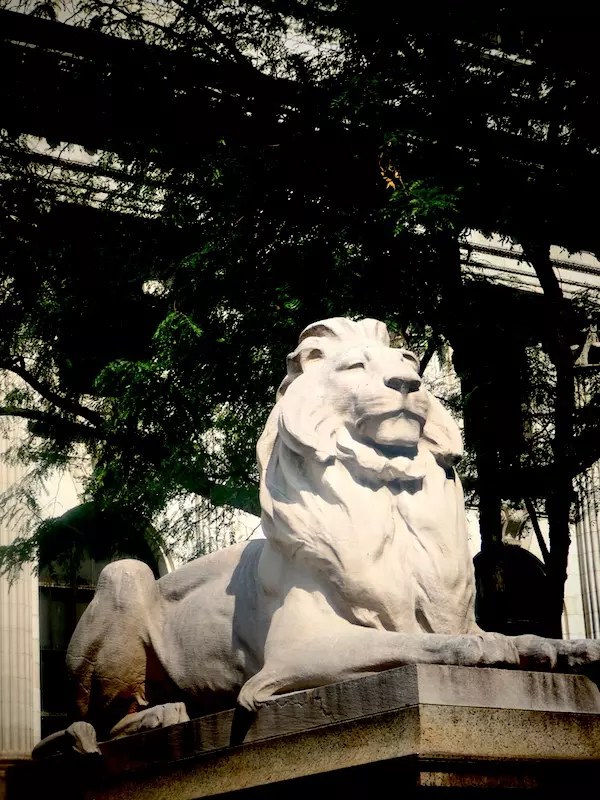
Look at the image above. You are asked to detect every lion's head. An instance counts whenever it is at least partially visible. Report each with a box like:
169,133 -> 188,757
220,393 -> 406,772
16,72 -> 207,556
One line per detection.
258,317 -> 462,483
256,318 -> 472,632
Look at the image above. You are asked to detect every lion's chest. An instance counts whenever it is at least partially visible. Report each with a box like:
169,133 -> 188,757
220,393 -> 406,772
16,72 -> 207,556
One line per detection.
389,469 -> 475,635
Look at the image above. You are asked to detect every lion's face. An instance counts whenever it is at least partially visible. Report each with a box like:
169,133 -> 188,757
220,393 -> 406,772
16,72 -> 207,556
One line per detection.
262,318 -> 461,475
307,339 -> 429,449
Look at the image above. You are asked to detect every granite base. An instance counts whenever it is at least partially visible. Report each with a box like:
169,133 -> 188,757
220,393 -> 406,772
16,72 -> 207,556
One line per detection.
15,665 -> 600,798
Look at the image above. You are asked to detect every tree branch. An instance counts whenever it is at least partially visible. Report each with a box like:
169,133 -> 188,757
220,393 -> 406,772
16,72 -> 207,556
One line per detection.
0,406 -> 101,441
169,0 -> 253,68
419,333 -> 439,376
0,406 -> 54,422
90,0 -> 224,62
524,497 -> 550,565
0,362 -> 104,427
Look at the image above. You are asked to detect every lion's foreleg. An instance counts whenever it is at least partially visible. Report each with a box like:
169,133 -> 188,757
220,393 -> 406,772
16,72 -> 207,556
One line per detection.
238,621 -> 595,711
238,581 -> 525,712
237,623 -> 529,711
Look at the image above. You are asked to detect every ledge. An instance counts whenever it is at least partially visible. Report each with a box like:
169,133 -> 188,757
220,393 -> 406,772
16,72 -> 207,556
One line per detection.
19,666 -> 600,799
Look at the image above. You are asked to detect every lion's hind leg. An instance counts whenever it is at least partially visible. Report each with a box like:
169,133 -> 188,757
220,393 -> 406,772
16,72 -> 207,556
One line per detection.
66,558 -> 173,737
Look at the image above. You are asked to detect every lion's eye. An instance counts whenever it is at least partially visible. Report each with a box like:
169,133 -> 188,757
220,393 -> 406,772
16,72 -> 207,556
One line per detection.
345,362 -> 365,370
402,351 -> 419,367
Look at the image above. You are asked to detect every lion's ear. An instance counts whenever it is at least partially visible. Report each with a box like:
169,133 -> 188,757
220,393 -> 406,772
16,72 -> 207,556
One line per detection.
277,337 -> 329,400
286,343 -> 326,380
421,391 -> 463,467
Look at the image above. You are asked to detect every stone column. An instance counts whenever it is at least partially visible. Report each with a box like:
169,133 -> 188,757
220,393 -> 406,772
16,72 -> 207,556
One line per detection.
0,419 -> 40,798
575,462 -> 600,639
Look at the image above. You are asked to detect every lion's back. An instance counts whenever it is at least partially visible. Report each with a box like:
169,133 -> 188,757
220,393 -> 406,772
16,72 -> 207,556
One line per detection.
156,539 -> 266,701
157,538 -> 263,603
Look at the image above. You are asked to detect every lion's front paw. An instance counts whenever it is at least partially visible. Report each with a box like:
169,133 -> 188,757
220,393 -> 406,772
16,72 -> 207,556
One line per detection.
32,721 -> 100,760
109,701 -> 190,739
553,638 -> 600,672
463,632 -> 520,668
67,721 -> 101,755
512,634 -> 558,671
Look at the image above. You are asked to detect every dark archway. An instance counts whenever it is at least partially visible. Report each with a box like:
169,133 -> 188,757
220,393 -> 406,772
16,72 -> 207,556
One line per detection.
474,544 -> 552,638
38,502 -> 169,738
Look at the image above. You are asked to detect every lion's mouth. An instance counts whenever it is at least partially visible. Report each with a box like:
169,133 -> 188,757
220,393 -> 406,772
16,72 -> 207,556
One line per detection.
358,408 -> 426,427
372,441 -> 419,459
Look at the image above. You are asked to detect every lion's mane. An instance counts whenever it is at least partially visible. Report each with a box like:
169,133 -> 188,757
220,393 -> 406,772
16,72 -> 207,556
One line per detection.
256,318 -> 476,635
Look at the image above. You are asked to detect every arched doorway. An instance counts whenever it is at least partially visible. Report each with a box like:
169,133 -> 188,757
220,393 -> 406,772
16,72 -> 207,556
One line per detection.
38,503 -> 170,737
474,544 -> 551,637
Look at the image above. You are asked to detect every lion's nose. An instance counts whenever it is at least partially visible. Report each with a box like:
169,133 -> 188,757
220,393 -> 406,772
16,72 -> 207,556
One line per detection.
378,348 -> 422,393
385,374 -> 421,394
384,355 -> 421,394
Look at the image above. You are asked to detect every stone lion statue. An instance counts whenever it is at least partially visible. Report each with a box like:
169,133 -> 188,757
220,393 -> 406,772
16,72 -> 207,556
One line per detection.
39,317 -> 600,752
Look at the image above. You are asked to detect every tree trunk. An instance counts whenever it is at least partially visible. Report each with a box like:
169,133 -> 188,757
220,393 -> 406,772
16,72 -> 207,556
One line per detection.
474,427 -> 503,550
525,242 -> 575,639
435,233 -> 503,549
463,374 -> 503,549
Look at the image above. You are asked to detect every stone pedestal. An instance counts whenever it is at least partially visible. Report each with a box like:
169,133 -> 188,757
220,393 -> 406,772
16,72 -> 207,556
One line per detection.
17,665 -> 600,798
